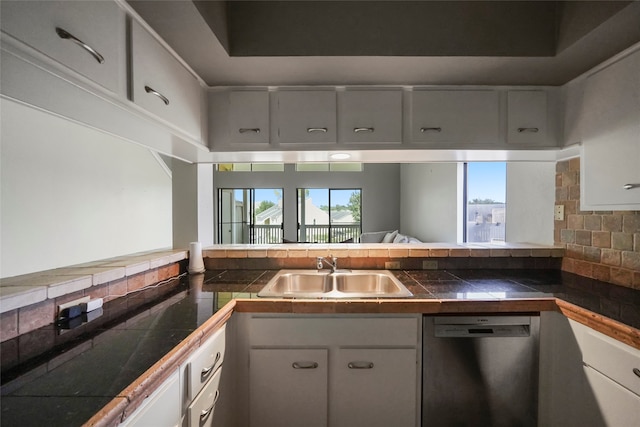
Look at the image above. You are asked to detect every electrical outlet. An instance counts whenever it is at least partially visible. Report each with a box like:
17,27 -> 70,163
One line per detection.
385,261 -> 401,269
554,205 -> 565,221
422,260 -> 438,270
58,296 -> 90,314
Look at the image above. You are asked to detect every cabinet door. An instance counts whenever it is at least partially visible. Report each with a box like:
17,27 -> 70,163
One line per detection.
0,0 -> 126,96
229,91 -> 270,144
121,369 -> 181,427
338,90 -> 402,143
411,90 -> 499,145
275,91 -> 336,144
507,90 -> 550,145
331,348 -> 417,427
580,49 -> 640,210
249,348 -> 328,427
130,21 -> 203,142
583,365 -> 640,427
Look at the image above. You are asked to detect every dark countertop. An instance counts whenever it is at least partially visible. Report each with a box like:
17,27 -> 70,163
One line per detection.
1,269 -> 639,426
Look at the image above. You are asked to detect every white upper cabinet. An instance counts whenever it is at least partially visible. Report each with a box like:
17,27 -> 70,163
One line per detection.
209,90 -> 270,146
580,48 -> 640,210
0,0 -> 126,96
274,90 -> 337,144
507,90 -> 551,146
338,90 -> 402,144
130,20 -> 203,142
229,91 -> 270,144
410,90 -> 500,145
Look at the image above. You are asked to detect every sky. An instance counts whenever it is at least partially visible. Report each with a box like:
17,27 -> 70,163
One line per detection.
467,162 -> 506,203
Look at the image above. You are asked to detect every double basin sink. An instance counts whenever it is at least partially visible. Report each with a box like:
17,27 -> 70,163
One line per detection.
257,269 -> 413,298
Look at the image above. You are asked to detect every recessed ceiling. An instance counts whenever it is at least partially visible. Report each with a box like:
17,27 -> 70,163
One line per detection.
127,0 -> 640,86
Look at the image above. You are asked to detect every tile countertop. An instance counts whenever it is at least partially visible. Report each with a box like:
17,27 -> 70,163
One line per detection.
1,269 -> 639,427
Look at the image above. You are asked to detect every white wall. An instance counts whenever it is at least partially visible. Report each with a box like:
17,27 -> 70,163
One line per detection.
0,100 -> 172,278
400,163 -> 462,242
172,160 -> 214,248
506,162 -> 555,245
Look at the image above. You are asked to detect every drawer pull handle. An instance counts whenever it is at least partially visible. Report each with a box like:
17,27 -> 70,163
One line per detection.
348,361 -> 374,369
354,127 -> 374,133
201,352 -> 221,382
307,128 -> 328,133
633,368 -> 640,378
420,127 -> 442,133
199,390 -> 219,422
517,127 -> 539,133
55,27 -> 104,64
239,128 -> 261,134
623,184 -> 637,190
292,361 -> 318,369
144,85 -> 170,106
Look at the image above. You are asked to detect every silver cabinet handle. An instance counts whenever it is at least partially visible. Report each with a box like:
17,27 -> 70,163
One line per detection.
518,127 -> 539,133
239,128 -> 261,134
623,184 -> 637,190
144,85 -> 170,106
292,361 -> 319,369
55,27 -> 104,64
307,128 -> 328,133
199,389 -> 219,422
420,127 -> 442,133
348,361 -> 374,369
354,127 -> 374,133
633,367 -> 640,378
200,352 -> 221,382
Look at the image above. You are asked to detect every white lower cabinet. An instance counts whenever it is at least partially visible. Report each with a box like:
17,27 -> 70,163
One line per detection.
242,314 -> 421,427
250,348 -> 329,427
539,312 -> 640,426
331,348 -> 417,427
583,365 -> 640,426
120,369 -> 181,427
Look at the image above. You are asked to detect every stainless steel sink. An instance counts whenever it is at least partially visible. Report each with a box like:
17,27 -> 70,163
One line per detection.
257,270 -> 413,298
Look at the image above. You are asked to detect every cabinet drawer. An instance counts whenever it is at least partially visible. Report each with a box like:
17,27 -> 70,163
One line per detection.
187,364 -> 223,427
1,0 -> 126,95
250,316 -> 419,347
130,20 -> 203,141
581,327 -> 640,396
186,326 -> 226,402
338,90 -> 402,143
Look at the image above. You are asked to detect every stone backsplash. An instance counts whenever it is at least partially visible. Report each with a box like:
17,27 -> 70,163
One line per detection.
555,158 -> 640,289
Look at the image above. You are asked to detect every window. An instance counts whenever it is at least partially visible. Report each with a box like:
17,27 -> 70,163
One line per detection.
217,188 -> 283,243
297,188 -> 361,243
295,163 -> 363,172
218,163 -> 284,172
465,162 -> 506,243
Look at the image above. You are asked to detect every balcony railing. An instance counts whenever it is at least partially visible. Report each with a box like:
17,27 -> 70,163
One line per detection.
225,224 -> 362,244
300,224 -> 361,243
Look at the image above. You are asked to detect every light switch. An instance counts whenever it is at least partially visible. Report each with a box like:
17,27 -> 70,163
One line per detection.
554,205 -> 565,221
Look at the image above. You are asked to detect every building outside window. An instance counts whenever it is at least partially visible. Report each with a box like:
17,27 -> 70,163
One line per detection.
465,162 -> 506,243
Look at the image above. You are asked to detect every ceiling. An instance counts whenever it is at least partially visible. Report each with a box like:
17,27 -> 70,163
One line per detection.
127,0 -> 640,87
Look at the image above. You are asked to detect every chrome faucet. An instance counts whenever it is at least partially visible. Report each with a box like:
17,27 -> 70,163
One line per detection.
316,256 -> 338,273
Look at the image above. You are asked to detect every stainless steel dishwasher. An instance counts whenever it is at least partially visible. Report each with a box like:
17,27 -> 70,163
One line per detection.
423,315 -> 540,427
